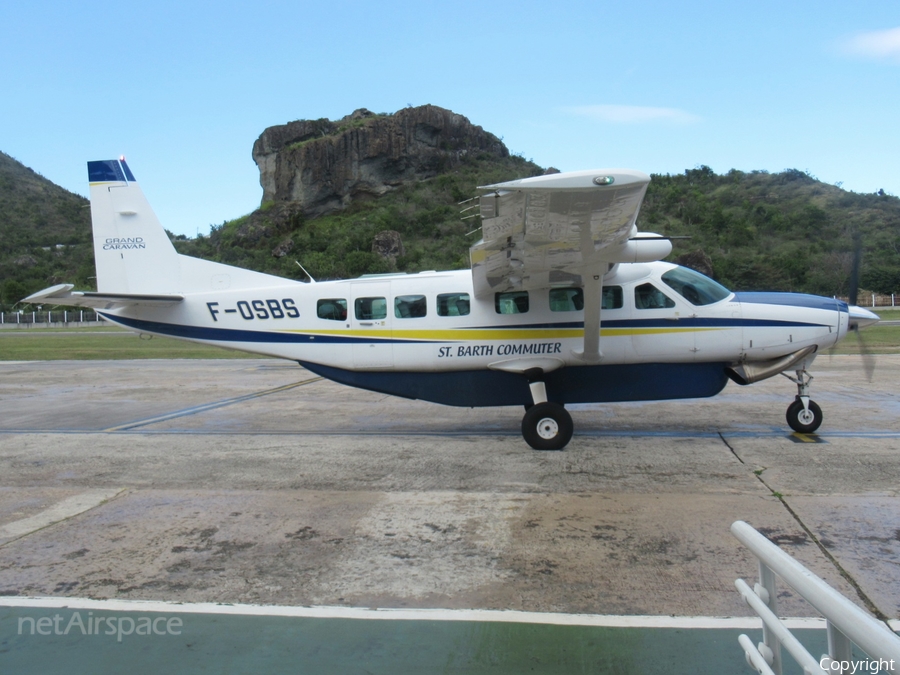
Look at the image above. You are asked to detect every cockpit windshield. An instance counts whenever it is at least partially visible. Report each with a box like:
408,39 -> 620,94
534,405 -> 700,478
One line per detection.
661,266 -> 731,306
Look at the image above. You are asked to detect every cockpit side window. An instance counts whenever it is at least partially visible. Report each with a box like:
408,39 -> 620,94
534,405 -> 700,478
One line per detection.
661,266 -> 731,306
634,283 -> 676,310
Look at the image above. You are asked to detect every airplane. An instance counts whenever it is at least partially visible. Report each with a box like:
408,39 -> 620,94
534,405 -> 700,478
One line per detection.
24,158 -> 880,450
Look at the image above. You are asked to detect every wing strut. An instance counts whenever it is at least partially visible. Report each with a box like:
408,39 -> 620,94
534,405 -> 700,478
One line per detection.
575,274 -> 603,363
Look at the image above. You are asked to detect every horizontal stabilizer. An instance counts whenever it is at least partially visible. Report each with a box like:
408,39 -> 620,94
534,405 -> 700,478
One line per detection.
23,284 -> 183,309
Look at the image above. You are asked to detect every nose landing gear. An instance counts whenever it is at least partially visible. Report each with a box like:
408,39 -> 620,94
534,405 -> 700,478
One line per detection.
782,369 -> 823,433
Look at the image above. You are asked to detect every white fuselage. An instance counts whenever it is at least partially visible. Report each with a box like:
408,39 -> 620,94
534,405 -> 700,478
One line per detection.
99,261 -> 848,375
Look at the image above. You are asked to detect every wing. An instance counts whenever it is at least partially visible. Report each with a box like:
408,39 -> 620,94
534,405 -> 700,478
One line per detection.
470,169 -> 669,298
23,284 -> 183,309
470,169 -> 672,365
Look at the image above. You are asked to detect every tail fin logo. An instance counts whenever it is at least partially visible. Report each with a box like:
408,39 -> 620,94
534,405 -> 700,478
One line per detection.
88,158 -> 136,184
103,237 -> 146,250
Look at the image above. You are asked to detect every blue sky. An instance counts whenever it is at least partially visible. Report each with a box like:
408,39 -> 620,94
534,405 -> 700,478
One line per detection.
1,0 -> 898,237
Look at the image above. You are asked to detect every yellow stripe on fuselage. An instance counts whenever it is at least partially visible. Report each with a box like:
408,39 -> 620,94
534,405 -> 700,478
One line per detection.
277,326 -> 726,342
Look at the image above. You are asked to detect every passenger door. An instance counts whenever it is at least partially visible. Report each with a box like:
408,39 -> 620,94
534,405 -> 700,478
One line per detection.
350,281 -> 393,368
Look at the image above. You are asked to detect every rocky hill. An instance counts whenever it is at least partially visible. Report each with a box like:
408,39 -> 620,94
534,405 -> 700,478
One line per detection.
252,105 -> 510,218
176,106 -> 542,281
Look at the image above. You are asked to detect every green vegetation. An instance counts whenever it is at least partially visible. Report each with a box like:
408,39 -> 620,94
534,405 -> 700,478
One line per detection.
174,163 -> 900,297
2,149 -> 898,311
640,167 -> 900,296
827,325 -> 900,354
874,308 -> 900,321
0,152 -> 95,310
0,327 -> 263,360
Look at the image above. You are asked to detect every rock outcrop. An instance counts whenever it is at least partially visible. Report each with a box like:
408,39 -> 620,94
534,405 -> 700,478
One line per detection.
252,105 -> 508,218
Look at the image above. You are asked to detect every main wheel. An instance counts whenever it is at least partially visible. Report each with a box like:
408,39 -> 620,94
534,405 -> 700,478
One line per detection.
522,402 -> 573,451
786,398 -> 823,433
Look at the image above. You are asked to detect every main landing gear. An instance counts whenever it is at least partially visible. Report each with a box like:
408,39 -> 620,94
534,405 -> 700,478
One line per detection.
521,369 -> 573,450
782,369 -> 823,433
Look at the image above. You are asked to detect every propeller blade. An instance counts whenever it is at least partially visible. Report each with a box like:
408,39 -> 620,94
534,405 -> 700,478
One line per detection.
848,234 -> 862,307
855,325 -> 876,382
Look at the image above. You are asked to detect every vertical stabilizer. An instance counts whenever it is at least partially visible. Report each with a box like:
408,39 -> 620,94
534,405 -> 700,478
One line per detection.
88,158 -> 180,294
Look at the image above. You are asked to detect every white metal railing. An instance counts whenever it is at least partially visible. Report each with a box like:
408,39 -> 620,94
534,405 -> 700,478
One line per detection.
732,520 -> 900,675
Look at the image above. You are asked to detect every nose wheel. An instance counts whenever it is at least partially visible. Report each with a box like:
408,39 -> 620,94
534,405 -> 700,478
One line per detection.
786,397 -> 823,433
782,369 -> 823,433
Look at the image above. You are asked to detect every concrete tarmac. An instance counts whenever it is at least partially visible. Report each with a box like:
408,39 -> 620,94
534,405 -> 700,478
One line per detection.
0,356 -> 898,621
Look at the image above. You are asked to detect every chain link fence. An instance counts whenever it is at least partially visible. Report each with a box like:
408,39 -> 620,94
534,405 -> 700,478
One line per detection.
0,310 -> 102,326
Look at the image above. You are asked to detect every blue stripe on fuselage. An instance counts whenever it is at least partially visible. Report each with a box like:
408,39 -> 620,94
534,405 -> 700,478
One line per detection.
97,312 -> 401,344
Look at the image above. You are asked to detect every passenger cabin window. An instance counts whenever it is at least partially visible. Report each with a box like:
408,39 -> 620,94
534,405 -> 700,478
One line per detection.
317,298 -> 347,321
549,288 -> 583,312
354,297 -> 387,320
495,291 -> 529,314
549,287 -> 623,311
661,266 -> 731,306
602,286 -> 623,310
394,294 -> 427,318
635,283 -> 675,309
437,293 -> 470,316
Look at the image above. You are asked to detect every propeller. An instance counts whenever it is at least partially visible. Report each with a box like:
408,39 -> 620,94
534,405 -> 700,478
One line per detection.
845,233 -> 877,382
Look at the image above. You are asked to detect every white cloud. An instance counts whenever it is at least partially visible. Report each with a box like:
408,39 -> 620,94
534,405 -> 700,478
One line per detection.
840,27 -> 900,63
562,105 -> 701,125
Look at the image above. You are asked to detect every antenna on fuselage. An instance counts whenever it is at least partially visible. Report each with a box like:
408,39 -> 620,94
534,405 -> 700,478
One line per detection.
294,260 -> 316,283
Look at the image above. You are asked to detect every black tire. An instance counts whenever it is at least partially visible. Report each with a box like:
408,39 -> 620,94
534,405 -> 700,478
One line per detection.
522,402 -> 573,451
786,398 -> 823,434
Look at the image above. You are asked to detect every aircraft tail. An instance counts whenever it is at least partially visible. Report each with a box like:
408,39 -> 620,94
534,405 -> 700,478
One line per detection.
87,158 -> 291,295
88,158 -> 181,294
